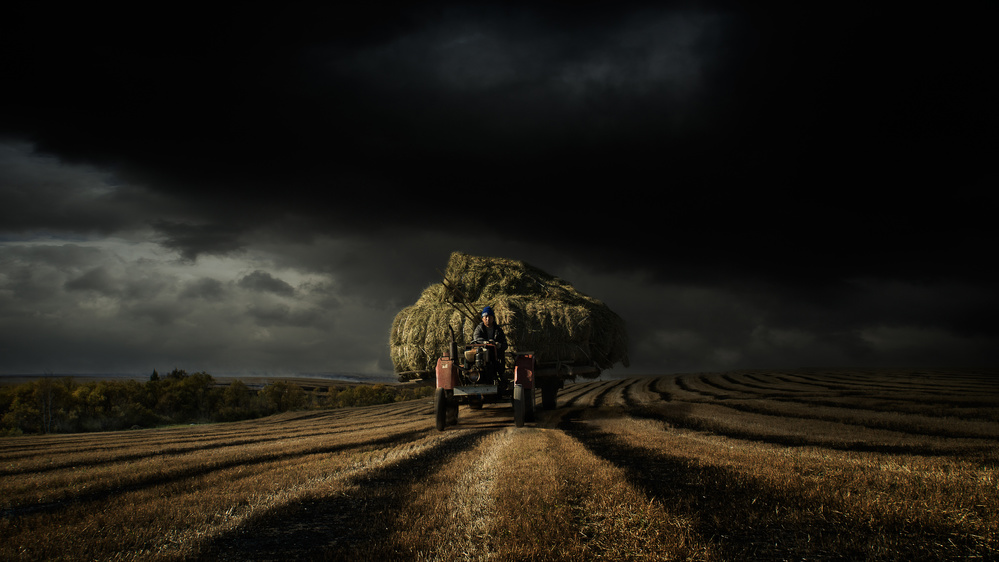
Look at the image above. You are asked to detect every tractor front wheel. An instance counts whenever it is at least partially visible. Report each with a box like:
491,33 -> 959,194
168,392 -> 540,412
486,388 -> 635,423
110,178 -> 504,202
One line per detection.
434,388 -> 448,431
447,395 -> 459,425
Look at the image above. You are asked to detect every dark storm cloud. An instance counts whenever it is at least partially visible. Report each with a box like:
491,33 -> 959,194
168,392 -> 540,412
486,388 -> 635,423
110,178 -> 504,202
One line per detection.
0,142 -> 145,233
3,5 -> 746,241
64,266 -> 119,295
1,243 -> 104,270
238,271 -> 296,296
1,3 -> 996,375
246,303 -> 329,330
4,4 -> 992,265
322,7 -> 721,134
155,221 -> 251,261
0,238 -> 379,374
180,277 -> 227,301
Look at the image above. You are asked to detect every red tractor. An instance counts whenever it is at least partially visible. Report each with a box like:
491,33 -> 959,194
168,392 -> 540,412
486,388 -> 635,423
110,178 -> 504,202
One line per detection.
433,331 -> 537,430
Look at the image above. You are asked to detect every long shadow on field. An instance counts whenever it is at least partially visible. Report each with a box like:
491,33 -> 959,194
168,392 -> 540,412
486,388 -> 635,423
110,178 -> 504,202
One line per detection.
0,430 -> 359,477
558,410 -> 983,561
193,429 -> 492,561
0,414 -> 424,477
631,401 -> 999,459
0,428 -> 432,520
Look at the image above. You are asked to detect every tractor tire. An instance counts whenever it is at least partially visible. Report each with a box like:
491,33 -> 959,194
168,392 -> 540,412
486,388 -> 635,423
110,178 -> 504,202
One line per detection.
526,387 -> 536,422
541,382 -> 558,410
513,385 -> 525,428
434,388 -> 447,431
447,398 -> 459,425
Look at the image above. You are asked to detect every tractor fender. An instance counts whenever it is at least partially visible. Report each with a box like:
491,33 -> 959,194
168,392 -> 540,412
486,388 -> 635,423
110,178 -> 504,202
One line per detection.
436,356 -> 458,389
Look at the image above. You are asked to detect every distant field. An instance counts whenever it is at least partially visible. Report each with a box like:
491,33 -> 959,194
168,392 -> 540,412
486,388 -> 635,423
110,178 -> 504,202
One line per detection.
2,369 -> 996,560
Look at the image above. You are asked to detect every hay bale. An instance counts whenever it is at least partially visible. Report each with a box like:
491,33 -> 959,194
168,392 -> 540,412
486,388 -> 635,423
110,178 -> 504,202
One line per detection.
390,252 -> 629,376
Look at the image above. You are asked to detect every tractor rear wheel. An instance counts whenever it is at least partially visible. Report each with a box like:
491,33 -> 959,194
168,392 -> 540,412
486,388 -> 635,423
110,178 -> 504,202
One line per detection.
525,387 -> 536,422
434,388 -> 447,431
541,380 -> 558,409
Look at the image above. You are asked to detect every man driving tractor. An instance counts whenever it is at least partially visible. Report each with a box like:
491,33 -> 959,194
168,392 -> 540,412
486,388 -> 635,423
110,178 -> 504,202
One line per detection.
470,306 -> 507,382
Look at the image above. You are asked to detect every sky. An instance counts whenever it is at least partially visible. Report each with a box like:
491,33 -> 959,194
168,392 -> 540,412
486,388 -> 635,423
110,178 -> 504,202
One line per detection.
1,3 -> 996,378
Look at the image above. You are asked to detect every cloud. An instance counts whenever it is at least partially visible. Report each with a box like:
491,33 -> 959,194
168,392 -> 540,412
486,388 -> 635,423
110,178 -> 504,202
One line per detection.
64,266 -> 120,295
553,264 -> 999,373
858,326 -> 998,366
180,277 -> 226,302
0,141 -> 179,235
155,221 -> 251,261
0,236 -> 389,374
238,271 -> 296,296
0,5 -> 995,376
2,209 -> 996,376
323,7 -> 727,153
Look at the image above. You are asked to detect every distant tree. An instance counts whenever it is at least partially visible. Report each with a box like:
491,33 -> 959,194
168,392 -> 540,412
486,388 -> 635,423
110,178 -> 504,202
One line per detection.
33,377 -> 75,433
1,383 -> 41,434
222,380 -> 253,408
0,385 -> 13,427
260,381 -> 306,413
1,371 -> 435,435
218,380 -> 260,421
329,384 -> 396,408
155,370 -> 218,422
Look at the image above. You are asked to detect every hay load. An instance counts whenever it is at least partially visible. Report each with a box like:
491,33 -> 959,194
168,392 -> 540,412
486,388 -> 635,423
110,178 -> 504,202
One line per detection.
390,252 -> 629,380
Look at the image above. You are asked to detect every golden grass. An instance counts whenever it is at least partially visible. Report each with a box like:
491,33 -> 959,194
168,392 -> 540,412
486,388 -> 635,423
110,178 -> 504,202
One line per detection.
576,413 -> 997,560
1,369 -> 996,560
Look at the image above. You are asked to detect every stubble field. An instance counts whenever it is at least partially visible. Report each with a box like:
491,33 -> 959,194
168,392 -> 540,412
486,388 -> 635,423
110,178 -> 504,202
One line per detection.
2,369 -> 997,561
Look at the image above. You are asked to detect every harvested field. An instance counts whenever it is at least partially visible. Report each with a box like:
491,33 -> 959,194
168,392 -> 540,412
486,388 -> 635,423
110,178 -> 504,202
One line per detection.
2,369 -> 997,560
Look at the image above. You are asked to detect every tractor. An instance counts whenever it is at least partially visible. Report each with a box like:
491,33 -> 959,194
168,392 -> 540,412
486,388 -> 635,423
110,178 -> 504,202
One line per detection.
433,327 -> 536,430
432,326 -> 601,430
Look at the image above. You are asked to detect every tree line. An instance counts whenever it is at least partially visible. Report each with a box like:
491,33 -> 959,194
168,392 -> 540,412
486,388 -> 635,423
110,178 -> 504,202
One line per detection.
0,369 -> 433,435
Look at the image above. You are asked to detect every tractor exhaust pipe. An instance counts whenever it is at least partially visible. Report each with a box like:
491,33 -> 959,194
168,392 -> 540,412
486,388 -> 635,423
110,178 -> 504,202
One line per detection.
447,325 -> 458,360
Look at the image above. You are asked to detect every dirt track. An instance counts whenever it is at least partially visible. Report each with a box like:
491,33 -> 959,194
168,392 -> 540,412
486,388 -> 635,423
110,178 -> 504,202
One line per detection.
2,370 -> 997,560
